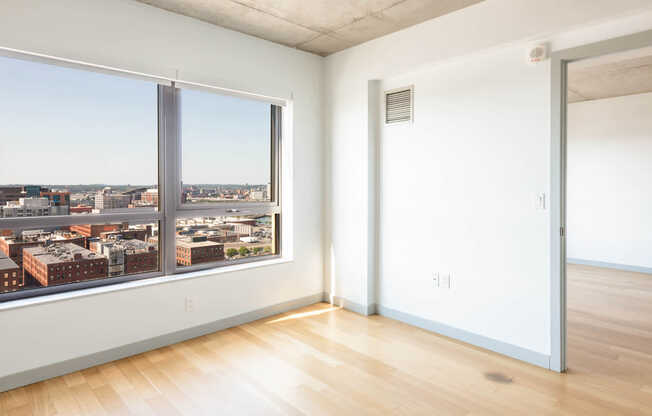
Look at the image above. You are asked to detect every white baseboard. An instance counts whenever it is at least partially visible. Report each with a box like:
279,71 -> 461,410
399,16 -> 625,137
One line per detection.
0,292 -> 325,393
324,293 -> 376,315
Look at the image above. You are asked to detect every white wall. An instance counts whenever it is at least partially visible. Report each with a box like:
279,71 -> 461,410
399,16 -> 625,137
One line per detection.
324,0 -> 652,356
379,47 -> 550,353
0,0 -> 323,379
568,93 -> 652,269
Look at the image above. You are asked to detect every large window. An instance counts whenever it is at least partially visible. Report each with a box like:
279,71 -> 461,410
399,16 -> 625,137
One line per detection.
180,89 -> 274,204
0,55 -> 159,215
0,52 -> 283,301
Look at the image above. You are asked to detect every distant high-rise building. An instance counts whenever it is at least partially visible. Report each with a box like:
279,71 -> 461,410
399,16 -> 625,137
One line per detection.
40,190 -> 70,207
0,197 -> 69,217
139,189 -> 159,206
0,186 -> 23,205
250,191 -> 265,200
23,185 -> 44,198
95,187 -> 131,210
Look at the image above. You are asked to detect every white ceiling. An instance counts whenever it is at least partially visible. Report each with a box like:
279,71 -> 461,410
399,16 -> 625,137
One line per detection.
134,0 -> 485,56
568,46 -> 652,103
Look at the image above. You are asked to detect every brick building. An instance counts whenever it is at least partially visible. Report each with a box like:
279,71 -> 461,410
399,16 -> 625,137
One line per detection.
0,253 -> 20,292
205,231 -> 240,243
23,243 -> 108,287
100,228 -> 149,242
70,206 -> 93,214
0,231 -> 86,286
70,224 -> 122,239
40,191 -> 71,207
124,240 -> 158,274
141,189 -> 159,205
91,239 -> 158,276
0,236 -> 42,273
176,237 -> 224,266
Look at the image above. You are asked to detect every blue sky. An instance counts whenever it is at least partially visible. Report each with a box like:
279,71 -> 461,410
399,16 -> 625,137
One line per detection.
181,88 -> 270,185
0,55 -> 270,186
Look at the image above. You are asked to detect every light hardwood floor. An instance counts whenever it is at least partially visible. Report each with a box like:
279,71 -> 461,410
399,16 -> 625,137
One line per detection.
1,264 -> 651,415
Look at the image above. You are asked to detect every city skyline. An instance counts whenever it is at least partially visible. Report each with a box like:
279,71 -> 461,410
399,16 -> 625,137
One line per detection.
0,183 -> 272,218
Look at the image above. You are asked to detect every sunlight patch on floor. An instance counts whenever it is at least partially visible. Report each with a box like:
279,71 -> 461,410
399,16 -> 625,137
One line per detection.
265,306 -> 341,324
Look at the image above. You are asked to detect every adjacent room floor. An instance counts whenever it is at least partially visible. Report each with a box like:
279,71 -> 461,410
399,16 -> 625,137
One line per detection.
567,264 -> 652,387
2,266 -> 651,415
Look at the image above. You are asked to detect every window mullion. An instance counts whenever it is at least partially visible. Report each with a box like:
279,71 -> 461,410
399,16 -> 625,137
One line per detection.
160,84 -> 179,276
175,205 -> 279,219
272,104 -> 282,207
0,212 -> 162,231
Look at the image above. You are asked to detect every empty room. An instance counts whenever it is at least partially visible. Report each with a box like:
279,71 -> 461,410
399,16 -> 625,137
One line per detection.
2,1 -> 652,415
566,47 -> 652,381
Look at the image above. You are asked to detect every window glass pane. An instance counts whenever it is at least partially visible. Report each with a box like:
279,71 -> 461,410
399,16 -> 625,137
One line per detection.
0,221 -> 159,293
0,56 -> 159,216
176,214 -> 277,267
180,89 -> 272,203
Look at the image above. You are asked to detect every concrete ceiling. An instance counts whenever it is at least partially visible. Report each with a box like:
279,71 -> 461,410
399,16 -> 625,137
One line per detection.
134,0 -> 485,56
568,46 -> 652,103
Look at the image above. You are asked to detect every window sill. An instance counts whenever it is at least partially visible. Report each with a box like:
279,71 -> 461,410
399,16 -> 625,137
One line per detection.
0,256 -> 293,312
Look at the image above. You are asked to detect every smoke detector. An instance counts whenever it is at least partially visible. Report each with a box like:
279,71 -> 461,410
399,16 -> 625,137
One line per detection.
527,43 -> 549,64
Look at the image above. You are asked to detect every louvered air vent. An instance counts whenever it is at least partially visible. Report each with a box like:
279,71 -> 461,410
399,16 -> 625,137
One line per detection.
385,86 -> 413,124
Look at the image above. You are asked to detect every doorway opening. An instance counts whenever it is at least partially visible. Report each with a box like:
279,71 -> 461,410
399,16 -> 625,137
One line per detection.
566,46 -> 652,378
551,30 -> 652,374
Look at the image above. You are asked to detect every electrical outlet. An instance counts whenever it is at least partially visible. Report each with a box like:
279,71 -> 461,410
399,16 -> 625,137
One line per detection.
185,296 -> 195,312
533,192 -> 547,211
441,273 -> 451,289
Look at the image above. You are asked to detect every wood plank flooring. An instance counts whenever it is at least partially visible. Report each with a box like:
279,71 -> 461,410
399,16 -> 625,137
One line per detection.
2,264 -> 651,415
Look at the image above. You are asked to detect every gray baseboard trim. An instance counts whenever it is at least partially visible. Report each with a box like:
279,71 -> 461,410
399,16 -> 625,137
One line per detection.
0,292 -> 324,393
324,293 -> 376,316
376,305 -> 551,370
366,303 -> 377,315
567,258 -> 652,275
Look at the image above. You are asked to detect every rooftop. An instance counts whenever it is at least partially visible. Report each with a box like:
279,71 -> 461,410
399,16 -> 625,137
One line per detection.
1,231 -> 84,245
99,239 -> 157,253
24,243 -> 103,265
0,254 -> 19,270
177,239 -> 223,249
